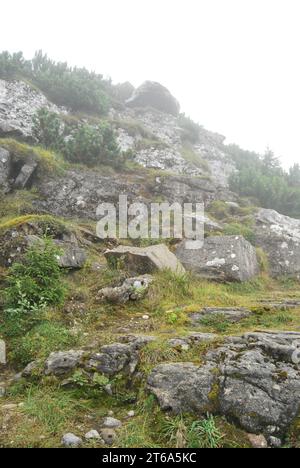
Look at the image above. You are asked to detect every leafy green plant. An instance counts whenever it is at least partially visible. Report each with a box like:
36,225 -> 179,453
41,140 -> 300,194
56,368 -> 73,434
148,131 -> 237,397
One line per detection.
1,239 -> 66,337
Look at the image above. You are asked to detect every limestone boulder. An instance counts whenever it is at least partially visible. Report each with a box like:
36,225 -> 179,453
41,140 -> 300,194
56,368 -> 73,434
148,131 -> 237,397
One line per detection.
126,81 -> 180,116
176,235 -> 259,282
255,208 -> 300,278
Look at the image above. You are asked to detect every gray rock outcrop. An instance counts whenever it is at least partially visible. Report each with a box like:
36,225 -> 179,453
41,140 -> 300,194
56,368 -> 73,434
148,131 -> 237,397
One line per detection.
0,79 -> 64,140
45,350 -> 85,376
255,208 -> 300,278
87,335 -> 155,376
148,331 -> 300,438
176,235 -> 259,282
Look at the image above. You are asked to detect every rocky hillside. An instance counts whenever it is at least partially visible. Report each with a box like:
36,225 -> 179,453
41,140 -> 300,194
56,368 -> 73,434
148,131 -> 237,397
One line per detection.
1,54 -> 300,449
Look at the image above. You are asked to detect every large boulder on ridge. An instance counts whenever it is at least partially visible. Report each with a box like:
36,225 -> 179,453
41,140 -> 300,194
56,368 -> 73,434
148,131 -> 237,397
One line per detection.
255,208 -> 300,278
126,81 -> 180,116
148,331 -> 300,438
175,235 -> 259,282
105,244 -> 185,276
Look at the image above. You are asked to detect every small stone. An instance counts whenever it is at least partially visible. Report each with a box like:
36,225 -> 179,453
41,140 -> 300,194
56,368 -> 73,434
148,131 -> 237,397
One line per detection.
85,430 -> 101,440
61,433 -> 83,448
142,315 -> 150,320
268,436 -> 282,448
127,410 -> 135,418
247,434 -> 268,449
100,428 -> 117,446
102,417 -> 122,429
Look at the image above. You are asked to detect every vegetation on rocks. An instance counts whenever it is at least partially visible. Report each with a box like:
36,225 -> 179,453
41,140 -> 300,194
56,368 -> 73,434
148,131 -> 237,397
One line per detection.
0,50 -> 110,114
1,239 -> 66,337
33,108 -> 122,167
229,145 -> 300,218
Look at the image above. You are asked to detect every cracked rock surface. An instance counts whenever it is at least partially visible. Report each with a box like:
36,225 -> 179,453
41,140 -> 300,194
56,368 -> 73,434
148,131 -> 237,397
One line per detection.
148,331 -> 300,437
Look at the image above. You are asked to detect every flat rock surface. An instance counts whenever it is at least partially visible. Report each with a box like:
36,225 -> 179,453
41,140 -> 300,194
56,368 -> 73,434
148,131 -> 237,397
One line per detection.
148,331 -> 300,437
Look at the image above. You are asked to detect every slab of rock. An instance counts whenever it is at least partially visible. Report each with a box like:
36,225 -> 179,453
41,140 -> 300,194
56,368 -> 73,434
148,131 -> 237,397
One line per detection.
14,160 -> 38,189
255,208 -> 300,278
0,147 -> 11,190
258,299 -> 300,311
148,331 -> 300,438
45,350 -> 85,376
105,244 -> 185,276
176,235 -> 259,282
126,81 -> 180,116
190,307 -> 252,325
97,275 -> 153,304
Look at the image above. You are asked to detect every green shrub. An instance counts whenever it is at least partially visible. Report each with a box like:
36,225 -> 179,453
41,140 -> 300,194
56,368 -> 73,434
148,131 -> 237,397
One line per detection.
32,108 -> 64,151
63,121 -> 121,167
1,239 -> 66,336
223,223 -> 256,244
11,322 -> 78,366
32,109 -> 122,168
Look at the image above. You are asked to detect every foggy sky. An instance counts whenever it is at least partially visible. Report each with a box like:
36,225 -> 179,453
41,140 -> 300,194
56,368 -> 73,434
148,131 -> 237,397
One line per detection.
1,0 -> 300,169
